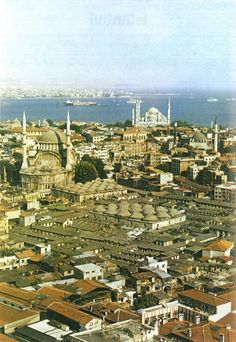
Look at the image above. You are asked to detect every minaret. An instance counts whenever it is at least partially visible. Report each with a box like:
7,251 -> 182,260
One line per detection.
21,111 -> 28,169
213,117 -> 218,153
66,110 -> 72,171
132,108 -> 135,126
135,99 -> 142,124
3,167 -> 7,183
167,97 -> 171,125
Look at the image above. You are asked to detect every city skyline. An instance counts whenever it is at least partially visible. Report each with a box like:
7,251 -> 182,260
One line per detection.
0,0 -> 235,89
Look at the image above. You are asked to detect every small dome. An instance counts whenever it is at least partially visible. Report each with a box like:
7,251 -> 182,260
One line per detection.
130,203 -> 142,212
118,209 -> 131,217
157,206 -> 167,212
41,119 -> 50,128
157,212 -> 170,219
143,214 -> 157,222
169,209 -> 179,217
130,211 -> 144,219
95,205 -> 106,213
119,201 -> 129,208
38,130 -> 66,144
107,208 -> 118,215
108,203 -> 118,210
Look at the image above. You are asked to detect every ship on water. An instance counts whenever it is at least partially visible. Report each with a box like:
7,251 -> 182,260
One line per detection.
207,97 -> 218,102
64,100 -> 97,106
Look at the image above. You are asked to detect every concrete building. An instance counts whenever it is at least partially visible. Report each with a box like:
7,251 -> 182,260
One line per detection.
202,240 -> 234,258
0,304 -> 39,334
171,158 -> 195,176
0,213 -> 9,240
214,183 -> 236,202
179,289 -> 231,322
47,301 -> 102,332
74,263 -> 103,280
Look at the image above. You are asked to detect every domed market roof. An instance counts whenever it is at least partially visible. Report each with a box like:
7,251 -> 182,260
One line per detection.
143,206 -> 155,215
118,209 -> 131,217
130,211 -> 144,219
94,205 -> 106,213
38,130 -> 67,144
130,203 -> 142,212
143,214 -> 157,222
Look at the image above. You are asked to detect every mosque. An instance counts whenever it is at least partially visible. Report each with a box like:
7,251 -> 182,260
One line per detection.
131,98 -> 171,127
20,112 -> 76,191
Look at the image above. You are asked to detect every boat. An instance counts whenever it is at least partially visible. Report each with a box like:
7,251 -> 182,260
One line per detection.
226,98 -> 236,101
64,100 -> 74,106
73,100 -> 97,106
207,97 -> 218,102
64,100 -> 97,106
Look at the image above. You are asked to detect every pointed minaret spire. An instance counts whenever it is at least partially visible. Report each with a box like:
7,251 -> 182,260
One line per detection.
167,97 -> 171,126
66,110 -> 72,171
214,116 -> 218,153
66,109 -> 71,135
21,111 -> 28,169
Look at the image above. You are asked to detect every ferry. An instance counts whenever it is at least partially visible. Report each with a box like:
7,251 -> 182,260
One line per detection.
64,100 -> 97,106
64,100 -> 74,106
207,97 -> 218,102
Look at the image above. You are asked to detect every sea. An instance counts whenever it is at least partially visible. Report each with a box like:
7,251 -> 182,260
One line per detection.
0,93 -> 235,127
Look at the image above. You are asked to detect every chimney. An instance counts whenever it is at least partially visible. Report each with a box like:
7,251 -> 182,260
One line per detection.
219,333 -> 225,342
178,313 -> 184,322
153,319 -> 159,336
162,317 -> 168,325
187,328 -> 192,338
195,315 -> 200,325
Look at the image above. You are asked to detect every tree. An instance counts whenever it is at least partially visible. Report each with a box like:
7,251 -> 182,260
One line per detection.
46,119 -> 54,126
81,155 -> 107,179
172,120 -> 192,127
75,161 -> 99,183
124,119 -> 132,127
133,293 -> 158,310
12,152 -> 23,162
114,162 -> 122,173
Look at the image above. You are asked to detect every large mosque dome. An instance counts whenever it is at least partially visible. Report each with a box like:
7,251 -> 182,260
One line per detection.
192,131 -> 207,142
148,107 -> 160,115
38,130 -> 67,144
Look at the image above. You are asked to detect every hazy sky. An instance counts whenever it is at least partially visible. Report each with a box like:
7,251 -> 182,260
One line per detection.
0,0 -> 235,89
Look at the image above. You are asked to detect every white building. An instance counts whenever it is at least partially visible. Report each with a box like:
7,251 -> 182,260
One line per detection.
74,263 -> 103,280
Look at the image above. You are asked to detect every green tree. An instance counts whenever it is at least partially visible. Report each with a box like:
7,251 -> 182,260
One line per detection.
12,152 -> 23,162
46,119 -> 54,126
124,119 -> 132,127
75,161 -> 99,183
81,155 -> 107,179
133,293 -> 158,310
172,120 -> 192,127
114,162 -> 122,173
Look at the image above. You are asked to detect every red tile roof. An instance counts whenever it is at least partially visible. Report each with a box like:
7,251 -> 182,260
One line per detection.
179,289 -> 230,307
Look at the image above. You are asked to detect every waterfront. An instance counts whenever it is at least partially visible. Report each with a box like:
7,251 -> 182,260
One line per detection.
0,93 -> 235,127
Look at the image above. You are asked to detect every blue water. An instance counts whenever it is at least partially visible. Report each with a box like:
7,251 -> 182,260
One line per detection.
0,94 -> 235,127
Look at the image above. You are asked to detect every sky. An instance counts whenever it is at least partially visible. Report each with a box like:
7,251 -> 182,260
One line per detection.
0,0 -> 235,90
